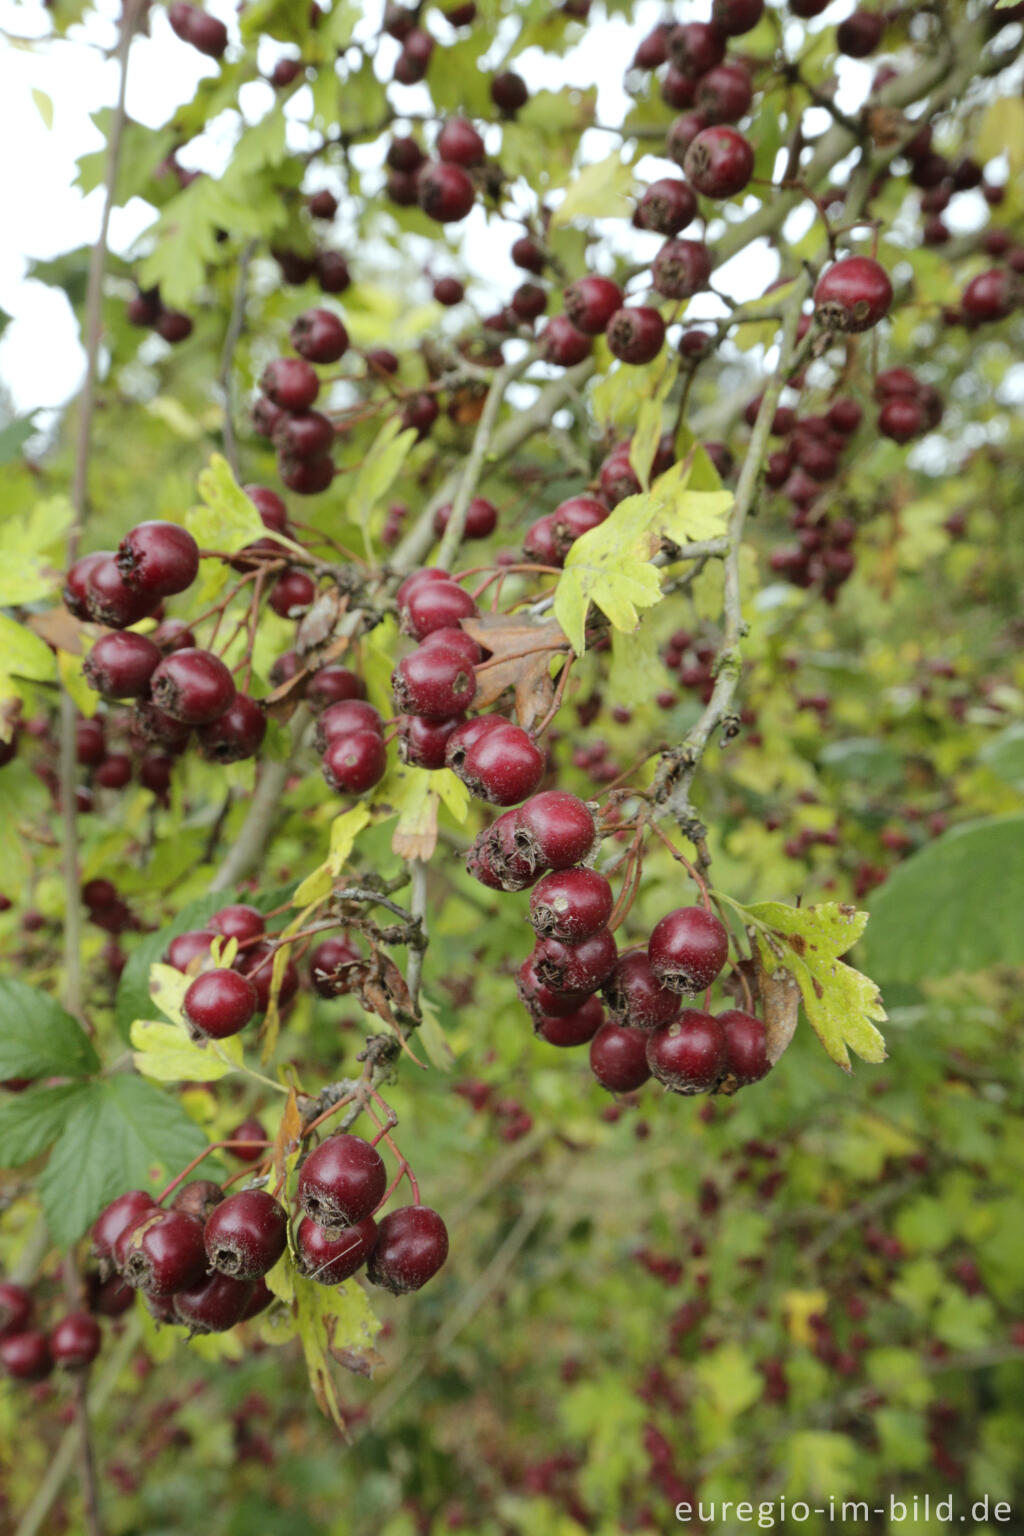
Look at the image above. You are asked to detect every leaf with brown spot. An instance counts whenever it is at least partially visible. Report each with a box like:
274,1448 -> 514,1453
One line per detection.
462,613 -> 568,727
26,607 -> 87,655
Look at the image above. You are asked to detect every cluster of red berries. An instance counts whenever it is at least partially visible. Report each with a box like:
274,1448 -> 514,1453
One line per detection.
253,307 -> 350,496
0,1280 -> 105,1383
164,903 -> 299,1027
126,285 -> 193,345
454,1079 -> 534,1143
872,368 -> 945,446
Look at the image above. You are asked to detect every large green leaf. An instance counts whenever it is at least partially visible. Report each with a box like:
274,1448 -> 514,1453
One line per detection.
863,815 -> 1024,983
0,1084 -> 93,1166
38,1076 -> 207,1246
0,979 -> 100,1079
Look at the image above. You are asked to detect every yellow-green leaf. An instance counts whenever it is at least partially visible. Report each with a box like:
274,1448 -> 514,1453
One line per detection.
292,863 -> 334,906
58,650 -> 98,719
328,802 -> 372,875
148,962 -> 192,1026
351,418 -> 418,538
130,1018 -> 244,1082
431,768 -> 470,823
976,96 -> 1024,175
294,1273 -> 381,1429
188,455 -> 298,558
0,615 -> 58,683
550,153 -> 634,228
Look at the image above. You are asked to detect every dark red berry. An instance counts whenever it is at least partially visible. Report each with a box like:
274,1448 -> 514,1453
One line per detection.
433,276 -> 465,306
437,117 -> 485,167
228,1117 -> 267,1163
666,111 -> 708,167
91,1275 -> 135,1317
297,1134 -> 387,1229
64,552 -> 108,620
95,754 -> 132,790
156,308 -> 193,344
668,20 -> 726,77
661,65 -> 697,110
274,409 -> 334,461
246,484 -> 288,531
196,694 -> 266,762
827,397 -> 862,434
91,1190 -> 158,1269
590,1020 -> 651,1092
152,618 -> 196,652
315,251 -> 352,294
599,448 -> 641,504
647,906 -> 729,995
466,809 -> 536,892
539,314 -> 592,366
646,1009 -> 726,1093
398,712 -> 465,769
652,237 -> 712,299
458,721 -> 545,805
837,8 -> 885,56
278,453 -> 336,495
512,236 -> 545,273
0,1330 -> 52,1380
306,665 -> 365,711
514,790 -> 596,870
517,954 -> 584,1018
529,867 -> 613,942
269,568 -> 318,617
321,731 -> 388,794
367,1206 -> 448,1293
490,70 -> 528,115
307,188 -> 338,219
533,926 -> 617,995
86,555 -> 159,628
392,646 -> 476,719
638,177 -> 697,236
401,578 -> 478,639
632,22 -> 670,67
419,626 -> 483,667
118,1209 -> 207,1295
511,281 -> 548,323
83,632 -> 162,699
174,1271 -> 253,1334
171,1179 -> 224,1221
606,306 -> 666,365
164,929 -> 213,972
603,949 -> 681,1031
204,1190 -> 288,1279
684,125 -> 754,198
309,935 -> 361,997
261,356 -> 320,411
150,648 -> 236,725
563,275 -> 623,335
295,1214 -> 378,1283
183,969 -> 258,1040
814,256 -> 893,332
961,268 -> 1013,323
695,61 -> 753,123
315,700 -> 382,751
710,0 -> 763,35
116,521 -> 199,598
290,307 -> 348,363
718,1008 -> 770,1084
0,1282 -> 34,1340
534,993 -> 604,1047
169,2 -> 228,57
878,396 -> 925,443
50,1312 -> 102,1370
234,944 -> 300,1013
416,161 -> 475,223
432,497 -> 498,541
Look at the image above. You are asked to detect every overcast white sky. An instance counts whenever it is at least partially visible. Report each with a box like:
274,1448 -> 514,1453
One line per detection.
0,0 -> 1001,423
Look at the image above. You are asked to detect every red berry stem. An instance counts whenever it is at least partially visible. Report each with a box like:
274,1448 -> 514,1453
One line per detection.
155,1138 -> 271,1205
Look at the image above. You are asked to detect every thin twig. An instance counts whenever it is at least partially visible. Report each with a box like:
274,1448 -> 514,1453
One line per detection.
436,355 -> 529,570
218,239 -> 256,479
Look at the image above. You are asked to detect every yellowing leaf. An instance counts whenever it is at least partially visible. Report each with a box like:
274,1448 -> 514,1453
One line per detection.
292,863 -> 333,906
130,1018 -> 244,1083
392,776 -> 438,862
0,615 -> 58,683
550,153 -> 634,227
0,495 -> 72,604
58,649 -> 98,719
351,418 -> 418,539
976,96 -> 1024,175
741,900 -> 887,1072
294,1272 -> 382,1429
148,962 -> 192,1026
329,802 -> 372,875
431,768 -> 470,823
188,455 -> 298,558
32,88 -> 54,130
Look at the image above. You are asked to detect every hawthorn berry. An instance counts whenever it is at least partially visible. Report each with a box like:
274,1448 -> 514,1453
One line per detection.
684,125 -> 755,198
309,934 -> 361,997
392,646 -> 476,719
529,868 -> 613,942
511,235 -> 545,273
174,1272 -> 253,1334
0,1330 -> 53,1381
83,632 -> 162,700
234,943 -> 300,1012
878,397 -> 925,444
278,453 -> 336,495
696,62 -> 753,124
274,410 -> 335,461
646,1009 -> 726,1093
652,238 -> 712,300
417,161 -> 475,223
150,649 -> 235,725
458,721 -> 545,805
589,1020 -> 651,1093
95,754 -> 133,790
718,1008 -> 770,1084
668,20 -> 726,77
401,577 -> 478,638
491,70 -> 528,115
196,694 -> 267,762
437,117 -> 485,167
183,969 -> 258,1040
164,929 -> 214,972
398,712 -> 465,769
710,0 -> 763,36
532,926 -> 617,995
647,907 -> 729,995
419,625 -> 483,667
297,1134 -> 387,1229
534,993 -> 605,1047
606,306 -> 666,365
433,276 -> 465,306
269,568 -> 318,617
294,1214 -> 379,1284
306,665 -> 365,710
0,1282 -> 34,1339
638,178 -> 697,236
50,1312 -> 102,1370
63,551 -> 108,620
116,521 -> 199,598
814,256 -> 893,333
367,1206 -> 449,1293
962,269 -> 1013,323
315,699 -> 383,751
117,1209 -> 208,1295
433,497 -> 498,540
290,307 -> 348,363
516,954 -> 585,1018
540,315 -> 592,366
514,790 -> 596,870
204,1190 -> 288,1279
666,110 -> 709,166
207,904 -> 265,943
563,275 -> 623,335
466,810 -> 537,892
603,949 -> 681,1031
837,9 -> 885,56
91,1190 -> 158,1269
86,555 -> 160,628
261,357 -> 320,411
171,1179 -> 224,1221
228,1117 -> 267,1163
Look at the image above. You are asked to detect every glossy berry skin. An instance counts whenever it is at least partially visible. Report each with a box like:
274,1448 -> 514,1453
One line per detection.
666,111 -> 708,167
367,1206 -> 449,1293
529,867 -> 613,942
290,307 -> 348,364
234,943 -> 300,1013
534,993 -> 604,1048
603,949 -> 680,1031
514,790 -> 596,870
540,315 -> 592,366
91,1190 -> 158,1268
433,275 -> 465,306
511,282 -> 547,323
260,357 -> 320,411
91,1275 -> 134,1317
278,453 -> 336,496
684,126 -> 754,198
563,275 -> 623,335
207,905 -> 264,944
416,160 -> 475,223
63,551 -> 109,620
171,1179 -> 224,1221
401,577 -> 477,639
174,1272 -> 253,1334
490,70 -> 528,115
395,566 -> 448,607
718,1008 -> 770,1085
432,497 -> 498,541
638,178 -> 697,236
116,521 -> 199,598
297,1134 -> 387,1229
813,256 -> 893,333
165,929 -> 213,972
437,116 -> 485,167
306,665 -> 365,711
511,236 -> 545,274
295,1214 -> 378,1284
961,269 -> 1013,323
648,906 -> 729,995
117,1209 -> 207,1295
827,397 -> 863,434
398,712 -> 465,769
270,569 -> 317,619
443,714 -> 506,773
548,494 -> 608,554
153,618 -> 196,653
589,1020 -> 651,1093
420,625 -> 483,667
697,61 -> 754,124
533,927 -> 617,995
309,935 -> 361,997
0,1330 -> 53,1381
606,306 -> 666,365
50,1312 -> 102,1370
240,1277 -> 273,1320
315,700 -> 383,751
878,397 -> 925,444
459,722 -> 545,805
83,632 -> 162,699
228,1117 -> 267,1163
204,1190 -> 288,1279
150,649 -> 235,725
196,694 -> 266,763
183,969 -> 258,1040
837,8 -> 885,56
652,238 -> 712,300
0,1282 -> 33,1339
169,2 -> 228,57
710,0 -> 763,35
392,646 -> 476,719
274,410 -> 334,461
646,1009 -> 726,1093
86,555 -> 159,628
668,20 -> 726,77
516,954 -> 584,1019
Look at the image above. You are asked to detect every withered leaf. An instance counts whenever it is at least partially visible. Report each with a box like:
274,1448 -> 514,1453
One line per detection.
462,613 -> 568,729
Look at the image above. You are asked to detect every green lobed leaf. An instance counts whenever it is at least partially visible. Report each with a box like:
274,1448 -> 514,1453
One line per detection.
740,899 -> 887,1072
550,153 -> 635,228
863,815 -> 1024,984
0,1084 -> 93,1167
186,454 -> 273,557
0,978 -> 100,1079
